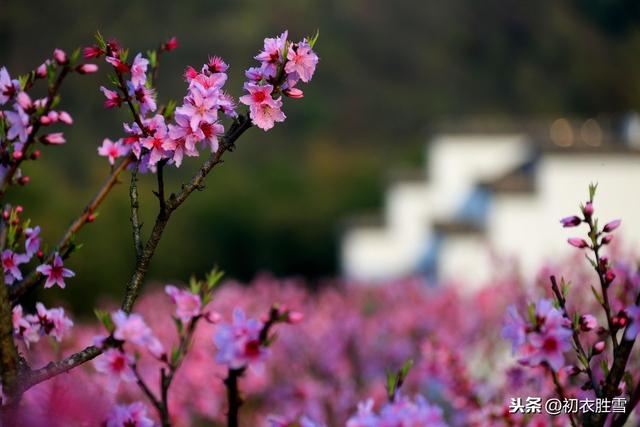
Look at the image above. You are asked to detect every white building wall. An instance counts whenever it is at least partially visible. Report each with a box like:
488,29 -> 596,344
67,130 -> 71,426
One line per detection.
341,133 -> 640,287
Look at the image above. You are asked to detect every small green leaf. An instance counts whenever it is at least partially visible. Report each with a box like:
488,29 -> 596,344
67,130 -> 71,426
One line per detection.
308,29 -> 320,49
173,316 -> 184,334
589,183 -> 598,202
600,359 -> 609,377
94,308 -> 114,332
95,31 -> 107,50
69,48 -> 81,66
591,285 -> 604,306
171,346 -> 180,365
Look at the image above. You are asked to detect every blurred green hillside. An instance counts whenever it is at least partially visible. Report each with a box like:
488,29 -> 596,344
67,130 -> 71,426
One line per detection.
2,0 -> 640,313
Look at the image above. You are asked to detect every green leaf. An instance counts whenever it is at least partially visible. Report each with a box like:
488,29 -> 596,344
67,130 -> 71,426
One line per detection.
400,359 -> 414,379
591,285 -> 604,306
206,269 -> 224,290
171,346 -> 181,365
386,370 -> 396,399
600,359 -> 609,377
70,48 -> 81,66
95,31 -> 107,50
308,29 -> 320,49
162,99 -> 177,120
173,316 -> 184,334
527,302 -> 536,325
589,183 -> 598,202
94,308 -> 114,332
147,50 -> 157,68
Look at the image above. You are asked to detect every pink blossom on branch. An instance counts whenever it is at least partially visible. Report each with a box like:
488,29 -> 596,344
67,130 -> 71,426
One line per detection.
165,284 -> 202,322
2,249 -> 30,284
98,138 -> 129,165
36,253 -> 75,289
214,308 -> 268,369
105,401 -> 154,427
93,348 -> 136,390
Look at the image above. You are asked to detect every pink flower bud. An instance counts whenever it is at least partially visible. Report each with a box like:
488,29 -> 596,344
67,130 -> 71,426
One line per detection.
53,48 -> 68,65
286,311 -> 304,324
18,176 -> 30,186
601,235 -> 613,245
76,63 -> 99,74
603,219 -> 621,233
13,151 -> 23,161
41,132 -> 66,145
583,202 -> 594,217
30,150 -> 41,160
36,62 -> 48,78
592,340 -> 606,355
47,111 -> 59,122
560,216 -> 581,228
58,111 -> 73,124
16,92 -> 32,110
579,314 -> 597,332
284,88 -> 304,99
567,238 -> 589,249
40,115 -> 52,125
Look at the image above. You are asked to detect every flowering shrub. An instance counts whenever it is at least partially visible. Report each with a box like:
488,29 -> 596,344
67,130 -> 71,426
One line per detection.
0,30 -> 319,426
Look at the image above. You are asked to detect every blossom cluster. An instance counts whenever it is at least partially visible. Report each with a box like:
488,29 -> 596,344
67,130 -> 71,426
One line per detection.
1,205 -> 75,345
502,299 -> 573,371
240,31 -> 319,130
12,302 -> 73,345
1,48 -> 97,186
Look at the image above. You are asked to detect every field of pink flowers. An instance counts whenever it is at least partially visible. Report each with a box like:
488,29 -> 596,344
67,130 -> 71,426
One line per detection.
11,246 -> 638,426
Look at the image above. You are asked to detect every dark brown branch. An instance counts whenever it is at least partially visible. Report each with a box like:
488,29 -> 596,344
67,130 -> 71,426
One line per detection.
612,378 -> 640,427
130,162 -> 143,261
16,345 -> 102,394
224,367 -> 245,427
545,363 -> 578,427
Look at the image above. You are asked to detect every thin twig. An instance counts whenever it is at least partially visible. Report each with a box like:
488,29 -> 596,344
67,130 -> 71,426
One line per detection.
10,156 -> 133,302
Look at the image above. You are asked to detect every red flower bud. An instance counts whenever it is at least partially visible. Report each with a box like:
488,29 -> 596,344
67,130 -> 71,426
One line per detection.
13,151 -> 23,161
605,269 -> 616,285
30,149 -> 41,160
87,213 -> 96,223
18,176 -> 30,186
162,37 -> 178,51
83,45 -> 104,59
